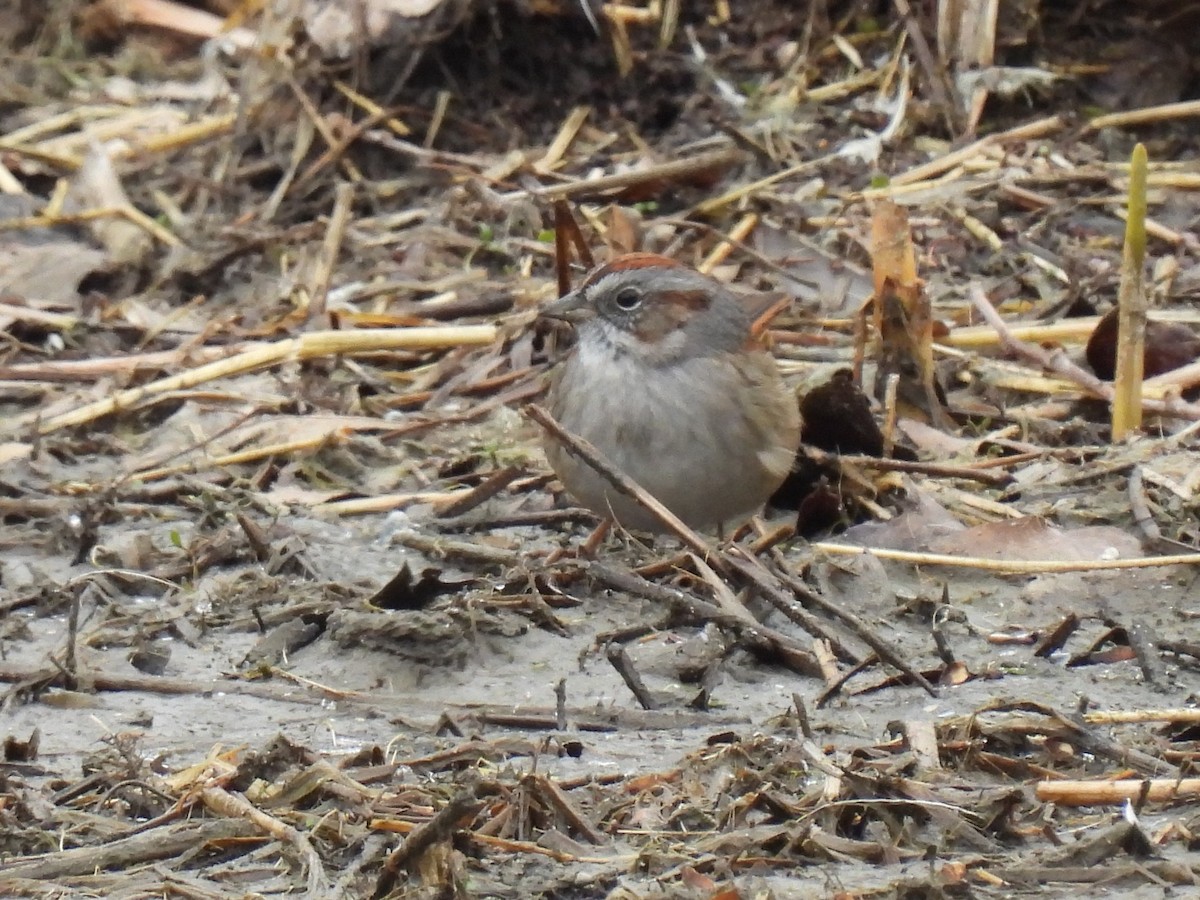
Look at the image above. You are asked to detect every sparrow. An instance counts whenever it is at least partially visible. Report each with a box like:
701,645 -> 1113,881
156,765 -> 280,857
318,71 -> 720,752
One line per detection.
540,253 -> 801,532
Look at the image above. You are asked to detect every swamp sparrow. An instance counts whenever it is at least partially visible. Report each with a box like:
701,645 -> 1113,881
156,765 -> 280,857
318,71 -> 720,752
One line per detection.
541,253 -> 801,532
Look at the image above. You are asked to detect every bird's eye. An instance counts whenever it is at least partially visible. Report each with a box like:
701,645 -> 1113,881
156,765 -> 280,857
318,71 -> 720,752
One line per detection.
613,287 -> 642,310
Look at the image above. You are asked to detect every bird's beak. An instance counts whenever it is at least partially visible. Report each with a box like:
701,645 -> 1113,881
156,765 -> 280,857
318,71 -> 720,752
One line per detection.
539,290 -> 594,324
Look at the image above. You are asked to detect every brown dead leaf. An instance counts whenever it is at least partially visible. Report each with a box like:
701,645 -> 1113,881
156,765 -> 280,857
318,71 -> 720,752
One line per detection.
679,866 -> 720,893
624,771 -> 679,793
3,728 -> 40,763
939,860 -> 969,883
368,563 -> 470,611
1085,306 -> 1200,380
604,205 -> 642,256
939,660 -> 971,686
896,418 -> 975,457
929,517 -> 1144,562
869,200 -> 950,427
755,223 -> 873,316
1073,645 -> 1137,666
870,199 -> 919,305
0,241 -> 108,310
841,490 -> 965,552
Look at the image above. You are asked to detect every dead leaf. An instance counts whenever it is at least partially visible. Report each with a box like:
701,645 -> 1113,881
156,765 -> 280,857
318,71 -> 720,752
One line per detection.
679,866 -> 719,892
869,200 -> 950,428
368,563 -> 469,611
930,517 -> 1144,562
841,490 -> 965,551
0,241 -> 108,310
3,729 -> 40,762
896,418 -> 974,457
754,222 -> 873,315
0,196 -> 110,315
1085,306 -> 1200,380
870,200 -> 919,304
604,204 -> 642,256
939,661 -> 971,686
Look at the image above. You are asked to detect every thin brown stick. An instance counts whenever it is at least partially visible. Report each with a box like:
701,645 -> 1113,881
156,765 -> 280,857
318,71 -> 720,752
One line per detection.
815,652 -> 880,708
374,788 -> 485,898
1125,618 -> 1166,688
1085,99 -> 1200,132
888,115 -> 1062,187
586,562 -> 823,677
201,785 -> 327,895
1127,466 -> 1161,544
983,701 -> 1178,777
0,665 -> 367,706
757,549 -> 940,697
892,0 -> 958,135
435,466 -> 526,519
5,325 -> 497,436
307,181 -> 355,324
716,552 -> 862,666
553,200 -> 574,296
537,146 -> 744,200
811,541 -> 1200,573
295,105 -> 400,189
554,198 -> 595,280
969,285 -> 1200,421
807,449 -> 1012,486
523,403 -> 717,561
0,818 -> 257,881
1036,778 -> 1200,805
606,643 -> 659,710
527,775 -> 607,845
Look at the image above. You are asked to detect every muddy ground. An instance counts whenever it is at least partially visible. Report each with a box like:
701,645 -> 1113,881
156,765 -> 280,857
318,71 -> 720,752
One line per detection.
2,1 -> 1200,897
